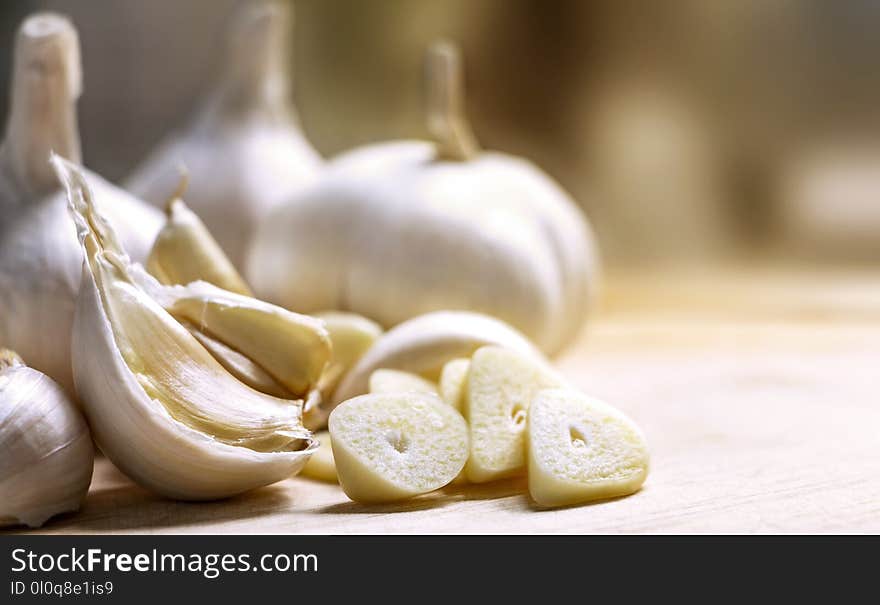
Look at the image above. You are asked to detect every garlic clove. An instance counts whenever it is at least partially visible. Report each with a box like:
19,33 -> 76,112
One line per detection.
127,1 -> 321,270
329,392 -> 468,503
331,311 -> 541,408
369,369 -> 437,395
464,345 -> 564,483
313,311 -> 383,396
185,325 -> 293,399
300,430 -> 337,483
54,155 -> 314,501
527,389 -> 649,508
0,349 -> 94,528
147,188 -> 252,296
438,358 -> 470,411
148,279 -> 331,399
0,14 -> 162,397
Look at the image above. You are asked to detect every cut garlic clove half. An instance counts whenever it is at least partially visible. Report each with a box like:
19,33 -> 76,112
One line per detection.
438,357 -> 470,411
369,369 -> 437,395
0,349 -> 94,528
147,192 -> 253,296
53,155 -> 315,501
331,311 -> 540,407
527,389 -> 649,508
329,392 -> 468,503
464,345 -> 564,483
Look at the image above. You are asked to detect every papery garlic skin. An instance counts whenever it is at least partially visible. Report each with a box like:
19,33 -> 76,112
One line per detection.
248,42 -> 598,355
55,155 -> 314,501
0,13 -> 161,395
0,350 -> 94,528
127,1 -> 321,269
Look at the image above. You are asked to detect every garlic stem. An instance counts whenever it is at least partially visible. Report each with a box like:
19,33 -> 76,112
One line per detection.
206,1 -> 295,124
1,13 -> 81,198
425,41 -> 479,162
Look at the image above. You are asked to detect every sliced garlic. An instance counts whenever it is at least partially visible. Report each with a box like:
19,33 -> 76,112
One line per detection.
53,155 -> 315,500
329,392 -> 468,503
438,357 -> 470,411
464,346 -> 564,483
369,369 -> 437,395
300,430 -> 337,483
0,349 -> 94,528
331,311 -> 540,407
147,187 -> 252,296
527,389 -> 649,507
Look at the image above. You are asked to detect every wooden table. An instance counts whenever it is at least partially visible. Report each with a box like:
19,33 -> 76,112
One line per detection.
16,268 -> 880,534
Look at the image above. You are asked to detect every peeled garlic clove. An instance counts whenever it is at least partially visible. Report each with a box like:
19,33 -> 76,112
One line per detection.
147,279 -> 331,398
248,42 -> 598,356
300,430 -> 337,483
0,349 -> 94,528
331,311 -> 540,407
527,389 -> 649,508
329,392 -> 468,503
186,326 -> 292,398
54,155 -> 314,501
314,311 -> 383,396
127,2 -> 321,270
148,192 -> 252,296
438,358 -> 469,411
369,369 -> 437,395
0,14 -> 162,396
464,345 -> 564,483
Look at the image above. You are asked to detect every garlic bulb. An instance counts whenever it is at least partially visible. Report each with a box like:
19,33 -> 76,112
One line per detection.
126,1 -> 321,269
248,41 -> 599,355
0,13 -> 162,395
53,155 -> 316,500
331,310 -> 541,407
0,349 -> 94,528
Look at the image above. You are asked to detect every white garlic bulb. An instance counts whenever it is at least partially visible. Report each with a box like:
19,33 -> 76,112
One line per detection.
126,1 -> 321,269
54,155 -> 316,500
248,42 -> 599,355
0,349 -> 94,528
0,13 -> 162,395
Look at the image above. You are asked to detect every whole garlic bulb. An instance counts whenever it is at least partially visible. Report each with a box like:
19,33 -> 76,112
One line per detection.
0,349 -> 94,528
54,155 -> 316,500
248,42 -> 599,355
0,13 -> 162,395
126,1 -> 322,269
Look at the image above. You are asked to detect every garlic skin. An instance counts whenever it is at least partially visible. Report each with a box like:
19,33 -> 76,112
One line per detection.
55,155 -> 315,501
127,1 -> 321,269
0,14 -> 162,395
248,42 -> 599,355
0,350 -> 94,528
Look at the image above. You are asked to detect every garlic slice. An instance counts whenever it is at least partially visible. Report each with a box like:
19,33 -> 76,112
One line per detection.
0,349 -> 94,528
331,311 -> 541,407
53,155 -> 315,500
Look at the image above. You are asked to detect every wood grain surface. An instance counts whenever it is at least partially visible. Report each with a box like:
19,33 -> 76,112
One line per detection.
10,269 -> 880,534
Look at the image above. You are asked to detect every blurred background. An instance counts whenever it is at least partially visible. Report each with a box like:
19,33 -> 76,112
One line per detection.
2,0 -> 880,268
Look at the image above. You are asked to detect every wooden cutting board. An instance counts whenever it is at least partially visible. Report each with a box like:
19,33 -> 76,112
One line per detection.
13,269 -> 880,534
